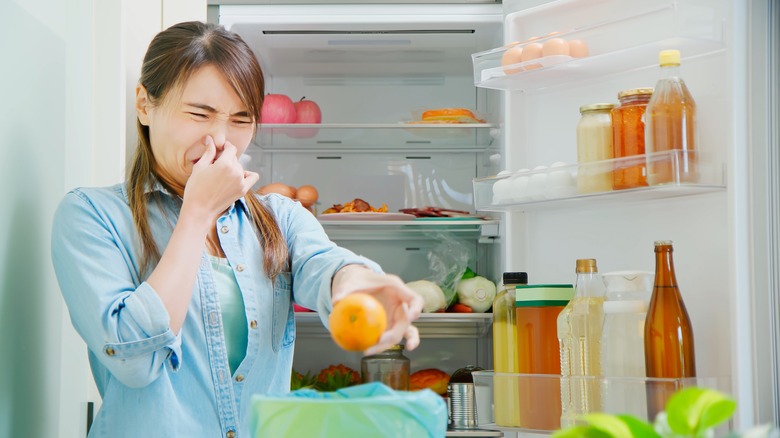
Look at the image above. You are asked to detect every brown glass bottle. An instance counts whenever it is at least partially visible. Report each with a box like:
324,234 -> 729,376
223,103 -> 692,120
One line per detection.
644,241 -> 696,420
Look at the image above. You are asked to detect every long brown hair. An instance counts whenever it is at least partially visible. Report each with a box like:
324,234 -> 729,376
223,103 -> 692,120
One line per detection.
128,21 -> 287,278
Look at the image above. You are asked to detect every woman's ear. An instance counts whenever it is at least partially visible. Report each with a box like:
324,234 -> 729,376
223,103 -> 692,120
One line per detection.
136,85 -> 151,126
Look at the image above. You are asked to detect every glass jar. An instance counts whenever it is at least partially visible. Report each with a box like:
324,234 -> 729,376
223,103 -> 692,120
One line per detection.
576,103 -> 615,194
361,345 -> 410,390
612,88 -> 653,189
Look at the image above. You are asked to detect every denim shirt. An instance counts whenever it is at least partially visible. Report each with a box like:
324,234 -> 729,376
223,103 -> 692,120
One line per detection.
51,182 -> 380,438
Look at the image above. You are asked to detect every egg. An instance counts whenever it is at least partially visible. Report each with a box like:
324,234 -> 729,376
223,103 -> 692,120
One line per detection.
568,39 -> 589,58
295,185 -> 319,207
519,43 -> 543,70
501,46 -> 524,74
259,182 -> 296,199
542,38 -> 569,57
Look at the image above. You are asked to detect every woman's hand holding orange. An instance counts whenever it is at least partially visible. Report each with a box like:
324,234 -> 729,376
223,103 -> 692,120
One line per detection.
331,265 -> 424,355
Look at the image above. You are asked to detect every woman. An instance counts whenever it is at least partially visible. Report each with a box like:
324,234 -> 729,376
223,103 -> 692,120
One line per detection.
51,21 -> 423,437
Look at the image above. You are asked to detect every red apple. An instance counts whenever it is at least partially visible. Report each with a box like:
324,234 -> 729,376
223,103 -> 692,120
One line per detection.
261,94 -> 296,124
288,97 -> 322,138
294,97 -> 322,123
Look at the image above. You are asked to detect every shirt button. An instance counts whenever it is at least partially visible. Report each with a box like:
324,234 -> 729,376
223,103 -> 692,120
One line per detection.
105,347 -> 115,357
236,264 -> 245,272
249,320 -> 258,329
209,311 -> 219,326
226,430 -> 236,438
221,225 -> 229,234
235,375 -> 244,382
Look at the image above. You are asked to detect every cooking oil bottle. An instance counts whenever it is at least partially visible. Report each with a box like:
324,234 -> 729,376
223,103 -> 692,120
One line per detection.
492,271 -> 528,427
557,259 -> 606,428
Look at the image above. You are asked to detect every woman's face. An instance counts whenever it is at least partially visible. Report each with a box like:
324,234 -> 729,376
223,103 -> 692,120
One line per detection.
137,65 -> 255,192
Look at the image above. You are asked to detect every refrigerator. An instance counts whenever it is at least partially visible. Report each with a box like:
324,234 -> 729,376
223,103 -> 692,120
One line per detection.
217,0 -> 779,435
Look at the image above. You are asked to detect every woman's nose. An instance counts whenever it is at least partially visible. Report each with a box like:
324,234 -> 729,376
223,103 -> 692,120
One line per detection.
211,131 -> 227,150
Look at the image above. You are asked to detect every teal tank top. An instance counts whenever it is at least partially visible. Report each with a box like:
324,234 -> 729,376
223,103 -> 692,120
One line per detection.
208,255 -> 248,375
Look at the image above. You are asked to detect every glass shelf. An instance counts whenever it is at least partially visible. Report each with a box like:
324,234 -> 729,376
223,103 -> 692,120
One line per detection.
473,150 -> 726,212
295,312 -> 493,339
255,123 -> 498,151
472,0 -> 725,92
471,371 -> 731,435
318,219 -> 500,240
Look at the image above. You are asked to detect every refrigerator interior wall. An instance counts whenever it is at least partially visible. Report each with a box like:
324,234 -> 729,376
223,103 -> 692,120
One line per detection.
221,3 -> 503,378
501,0 -> 732,395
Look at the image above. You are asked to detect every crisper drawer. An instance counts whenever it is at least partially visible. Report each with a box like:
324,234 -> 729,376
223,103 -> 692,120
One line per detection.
327,238 -> 479,284
268,152 -> 478,213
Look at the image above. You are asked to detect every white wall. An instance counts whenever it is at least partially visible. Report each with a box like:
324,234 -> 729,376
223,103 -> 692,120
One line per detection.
0,1 -> 204,437
0,1 -> 91,437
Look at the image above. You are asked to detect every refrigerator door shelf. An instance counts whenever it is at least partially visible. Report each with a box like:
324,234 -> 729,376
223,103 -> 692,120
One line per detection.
472,0 -> 725,92
473,150 -> 725,212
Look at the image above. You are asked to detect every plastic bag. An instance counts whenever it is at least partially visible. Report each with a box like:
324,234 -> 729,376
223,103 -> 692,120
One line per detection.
425,232 -> 472,305
250,382 -> 447,438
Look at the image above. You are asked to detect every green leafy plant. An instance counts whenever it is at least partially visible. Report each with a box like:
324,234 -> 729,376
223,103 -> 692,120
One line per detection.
553,387 -> 737,438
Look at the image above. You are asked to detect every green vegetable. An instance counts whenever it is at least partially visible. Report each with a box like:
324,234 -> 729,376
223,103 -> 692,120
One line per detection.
455,276 -> 496,313
461,267 -> 477,279
552,386 -> 736,438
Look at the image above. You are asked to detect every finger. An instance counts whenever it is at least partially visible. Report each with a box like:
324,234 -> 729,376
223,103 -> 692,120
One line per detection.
364,304 -> 411,355
242,171 -> 260,192
216,141 -> 238,162
403,324 -> 420,351
195,136 -> 216,168
406,294 -> 424,320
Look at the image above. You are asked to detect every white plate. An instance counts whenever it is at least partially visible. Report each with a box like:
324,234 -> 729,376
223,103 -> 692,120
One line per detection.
317,212 -> 416,221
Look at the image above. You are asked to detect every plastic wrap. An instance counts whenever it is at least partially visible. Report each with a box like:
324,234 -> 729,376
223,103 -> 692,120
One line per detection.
250,382 -> 447,438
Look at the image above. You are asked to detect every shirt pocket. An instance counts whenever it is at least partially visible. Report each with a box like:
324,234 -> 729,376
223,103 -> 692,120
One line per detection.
271,271 -> 295,352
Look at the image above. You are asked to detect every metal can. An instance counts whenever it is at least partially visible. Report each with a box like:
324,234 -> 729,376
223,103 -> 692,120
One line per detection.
612,87 -> 653,189
360,345 -> 410,390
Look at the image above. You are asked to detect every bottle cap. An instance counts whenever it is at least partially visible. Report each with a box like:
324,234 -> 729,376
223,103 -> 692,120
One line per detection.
654,240 -> 673,246
617,87 -> 654,99
503,272 -> 528,284
659,49 -> 681,67
576,258 -> 598,273
579,103 -> 615,114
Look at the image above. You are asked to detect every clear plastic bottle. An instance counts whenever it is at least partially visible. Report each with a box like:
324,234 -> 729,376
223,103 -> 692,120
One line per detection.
557,259 -> 606,428
492,271 -> 528,427
576,103 -> 616,194
600,300 -> 648,418
645,49 -> 698,185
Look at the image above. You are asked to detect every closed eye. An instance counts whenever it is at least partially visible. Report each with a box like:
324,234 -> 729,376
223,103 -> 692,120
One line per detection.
188,112 -> 208,119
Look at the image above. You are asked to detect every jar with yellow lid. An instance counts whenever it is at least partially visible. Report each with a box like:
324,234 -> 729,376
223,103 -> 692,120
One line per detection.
576,103 -> 615,194
612,87 -> 653,189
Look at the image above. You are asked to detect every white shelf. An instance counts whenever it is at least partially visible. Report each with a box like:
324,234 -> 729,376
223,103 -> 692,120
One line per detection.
255,123 -> 498,151
473,150 -> 725,212
318,219 -> 500,240
472,0 -> 725,92
295,312 -> 493,339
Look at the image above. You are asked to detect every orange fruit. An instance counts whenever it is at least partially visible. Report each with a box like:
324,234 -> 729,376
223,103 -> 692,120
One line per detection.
329,293 -> 387,352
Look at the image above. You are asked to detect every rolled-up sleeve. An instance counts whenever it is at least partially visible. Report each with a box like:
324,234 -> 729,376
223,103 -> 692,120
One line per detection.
51,191 -> 181,388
